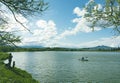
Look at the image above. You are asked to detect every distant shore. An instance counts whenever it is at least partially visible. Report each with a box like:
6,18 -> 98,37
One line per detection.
0,46 -> 120,52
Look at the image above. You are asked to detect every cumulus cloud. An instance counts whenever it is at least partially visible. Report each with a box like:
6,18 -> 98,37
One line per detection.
52,36 -> 120,48
36,20 -> 47,28
56,6 -> 101,39
34,20 -> 57,38
73,7 -> 86,17
18,20 -> 58,46
36,20 -> 56,29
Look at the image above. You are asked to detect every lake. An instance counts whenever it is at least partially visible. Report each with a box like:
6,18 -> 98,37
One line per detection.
11,51 -> 120,83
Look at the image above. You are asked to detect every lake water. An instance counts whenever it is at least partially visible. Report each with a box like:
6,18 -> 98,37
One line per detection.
11,51 -> 120,83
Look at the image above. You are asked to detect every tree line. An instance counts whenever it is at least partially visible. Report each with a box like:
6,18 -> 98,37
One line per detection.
0,46 -> 119,52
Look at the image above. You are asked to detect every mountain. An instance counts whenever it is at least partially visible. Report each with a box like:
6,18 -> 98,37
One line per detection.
19,45 -> 117,51
88,45 -> 113,50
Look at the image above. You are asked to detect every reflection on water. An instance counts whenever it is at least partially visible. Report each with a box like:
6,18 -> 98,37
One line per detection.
12,51 -> 120,82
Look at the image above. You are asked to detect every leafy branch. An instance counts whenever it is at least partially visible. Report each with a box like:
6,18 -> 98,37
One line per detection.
84,0 -> 120,34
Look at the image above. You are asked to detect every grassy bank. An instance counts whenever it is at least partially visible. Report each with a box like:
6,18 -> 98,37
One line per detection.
0,52 -> 39,83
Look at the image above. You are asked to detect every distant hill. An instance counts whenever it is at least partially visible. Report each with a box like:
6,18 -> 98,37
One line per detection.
0,45 -> 119,52
17,45 -> 117,51
88,45 -> 113,50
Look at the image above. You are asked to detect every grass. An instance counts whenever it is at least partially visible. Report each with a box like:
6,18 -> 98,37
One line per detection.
0,52 -> 39,83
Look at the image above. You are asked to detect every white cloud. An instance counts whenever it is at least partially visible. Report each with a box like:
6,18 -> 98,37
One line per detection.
36,20 -> 47,28
36,20 -> 56,29
55,7 -> 101,39
73,7 -> 86,17
0,3 -> 29,32
52,36 -> 120,48
77,36 -> 120,48
73,7 -> 101,32
18,20 -> 58,46
34,20 -> 57,38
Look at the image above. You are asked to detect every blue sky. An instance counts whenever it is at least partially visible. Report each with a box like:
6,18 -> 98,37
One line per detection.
1,0 -> 120,48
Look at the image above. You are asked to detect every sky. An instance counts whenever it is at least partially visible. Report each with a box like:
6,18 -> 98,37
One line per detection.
1,0 -> 120,48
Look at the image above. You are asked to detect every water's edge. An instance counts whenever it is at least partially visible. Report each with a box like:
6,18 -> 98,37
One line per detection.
0,52 -> 38,83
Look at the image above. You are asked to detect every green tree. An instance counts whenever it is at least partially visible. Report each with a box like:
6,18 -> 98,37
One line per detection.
84,0 -> 120,34
0,0 -> 48,46
0,31 -> 20,46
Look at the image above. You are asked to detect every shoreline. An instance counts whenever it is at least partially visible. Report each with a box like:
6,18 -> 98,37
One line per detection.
0,52 -> 39,83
